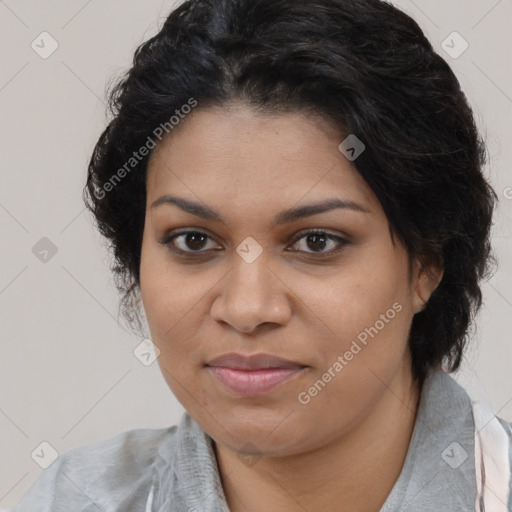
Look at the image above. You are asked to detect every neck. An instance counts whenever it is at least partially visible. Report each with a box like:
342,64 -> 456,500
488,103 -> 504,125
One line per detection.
214,363 -> 422,512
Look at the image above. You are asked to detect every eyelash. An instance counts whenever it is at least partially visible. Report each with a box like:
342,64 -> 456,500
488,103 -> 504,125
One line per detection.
159,228 -> 350,259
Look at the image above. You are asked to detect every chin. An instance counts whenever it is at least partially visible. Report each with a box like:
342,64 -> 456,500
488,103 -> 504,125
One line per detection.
205,407 -> 305,453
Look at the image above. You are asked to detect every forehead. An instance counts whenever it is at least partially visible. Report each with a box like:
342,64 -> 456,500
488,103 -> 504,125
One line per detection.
146,105 -> 378,216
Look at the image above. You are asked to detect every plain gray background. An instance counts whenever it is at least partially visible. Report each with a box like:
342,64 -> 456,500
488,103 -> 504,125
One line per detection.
0,0 -> 511,508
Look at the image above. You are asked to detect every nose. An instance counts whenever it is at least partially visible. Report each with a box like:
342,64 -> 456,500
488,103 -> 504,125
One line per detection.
210,251 -> 292,334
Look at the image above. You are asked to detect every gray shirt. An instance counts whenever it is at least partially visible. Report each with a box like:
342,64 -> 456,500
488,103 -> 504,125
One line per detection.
7,369 -> 512,511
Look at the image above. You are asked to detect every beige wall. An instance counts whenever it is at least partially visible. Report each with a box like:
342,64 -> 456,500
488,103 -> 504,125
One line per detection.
0,0 -> 510,507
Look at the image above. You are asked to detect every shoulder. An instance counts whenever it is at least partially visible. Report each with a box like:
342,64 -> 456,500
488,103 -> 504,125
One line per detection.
470,394 -> 512,510
496,416 -> 512,469
497,416 -> 512,436
494,416 -> 512,508
8,426 -> 177,512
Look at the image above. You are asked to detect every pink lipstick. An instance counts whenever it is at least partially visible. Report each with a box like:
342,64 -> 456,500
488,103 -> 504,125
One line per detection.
205,352 -> 307,396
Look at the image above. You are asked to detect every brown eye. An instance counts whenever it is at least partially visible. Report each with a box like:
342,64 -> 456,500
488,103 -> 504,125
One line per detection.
161,230 -> 220,253
288,230 -> 349,256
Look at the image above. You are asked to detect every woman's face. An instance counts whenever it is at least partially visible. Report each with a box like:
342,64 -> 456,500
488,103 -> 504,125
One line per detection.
140,104 -> 438,457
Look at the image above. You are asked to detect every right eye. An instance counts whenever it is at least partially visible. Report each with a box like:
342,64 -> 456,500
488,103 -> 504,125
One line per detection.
160,229 -> 222,254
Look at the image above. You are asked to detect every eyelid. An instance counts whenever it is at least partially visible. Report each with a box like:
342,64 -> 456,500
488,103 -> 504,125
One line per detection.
288,228 -> 350,244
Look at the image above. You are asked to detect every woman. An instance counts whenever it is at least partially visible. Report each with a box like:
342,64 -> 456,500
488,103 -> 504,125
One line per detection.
8,0 -> 511,510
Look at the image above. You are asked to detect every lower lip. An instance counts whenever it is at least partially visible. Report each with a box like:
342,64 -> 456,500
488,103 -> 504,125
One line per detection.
206,366 -> 305,396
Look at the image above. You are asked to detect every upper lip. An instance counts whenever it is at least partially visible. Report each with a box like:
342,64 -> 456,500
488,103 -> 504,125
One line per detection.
206,352 -> 306,370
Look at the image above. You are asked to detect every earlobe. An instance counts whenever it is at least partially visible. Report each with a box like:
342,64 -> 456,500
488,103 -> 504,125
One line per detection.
411,255 -> 444,314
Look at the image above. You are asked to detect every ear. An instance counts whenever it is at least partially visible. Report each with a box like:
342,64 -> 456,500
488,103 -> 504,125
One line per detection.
411,254 -> 444,314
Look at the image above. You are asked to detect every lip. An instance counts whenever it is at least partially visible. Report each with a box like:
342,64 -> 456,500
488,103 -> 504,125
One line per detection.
206,352 -> 305,370
205,352 -> 307,396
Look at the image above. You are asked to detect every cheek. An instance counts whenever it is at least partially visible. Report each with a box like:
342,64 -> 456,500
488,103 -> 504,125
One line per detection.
140,241 -> 190,327
140,249 -> 208,405
140,242 -> 185,348
139,243 -> 215,376
292,268 -> 413,444
307,259 -> 409,352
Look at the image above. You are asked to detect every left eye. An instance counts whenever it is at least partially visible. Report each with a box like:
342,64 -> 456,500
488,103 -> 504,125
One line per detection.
288,230 -> 349,255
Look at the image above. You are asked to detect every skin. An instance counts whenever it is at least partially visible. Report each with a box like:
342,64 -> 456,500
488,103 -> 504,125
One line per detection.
140,103 -> 443,512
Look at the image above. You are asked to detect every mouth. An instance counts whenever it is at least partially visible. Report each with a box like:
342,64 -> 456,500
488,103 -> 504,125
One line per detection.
205,352 -> 307,396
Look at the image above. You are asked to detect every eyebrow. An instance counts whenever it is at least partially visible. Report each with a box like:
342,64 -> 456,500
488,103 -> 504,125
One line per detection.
150,194 -> 369,225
